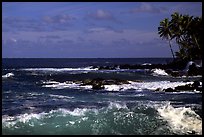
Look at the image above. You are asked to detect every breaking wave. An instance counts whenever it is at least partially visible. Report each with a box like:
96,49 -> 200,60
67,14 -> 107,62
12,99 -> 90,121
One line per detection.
151,69 -> 168,76
21,67 -> 98,71
2,102 -> 201,135
21,66 -> 98,73
157,102 -> 202,135
42,80 -> 193,92
2,73 -> 14,78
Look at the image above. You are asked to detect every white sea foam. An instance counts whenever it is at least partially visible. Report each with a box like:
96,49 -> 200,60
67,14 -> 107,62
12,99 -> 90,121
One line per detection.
2,101 -> 131,128
151,69 -> 168,76
27,92 -> 44,96
104,81 -> 193,91
21,66 -> 98,72
49,94 -> 74,99
181,75 -> 202,78
2,72 -> 14,78
49,108 -> 91,116
142,63 -> 152,65
42,81 -> 92,90
2,113 -> 44,128
2,107 -> 99,128
108,102 -> 128,109
157,102 -> 202,135
42,80 -> 193,92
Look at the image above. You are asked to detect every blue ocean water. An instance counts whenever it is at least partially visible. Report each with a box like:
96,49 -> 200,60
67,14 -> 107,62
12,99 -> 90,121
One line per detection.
2,58 -> 202,135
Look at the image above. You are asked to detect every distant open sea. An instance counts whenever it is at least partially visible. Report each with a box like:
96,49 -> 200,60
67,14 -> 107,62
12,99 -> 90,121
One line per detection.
2,58 -> 202,135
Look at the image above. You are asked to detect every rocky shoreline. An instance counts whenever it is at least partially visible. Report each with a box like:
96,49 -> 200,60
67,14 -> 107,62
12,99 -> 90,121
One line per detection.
72,78 -> 202,92
157,80 -> 202,92
86,60 -> 202,91
92,60 -> 202,77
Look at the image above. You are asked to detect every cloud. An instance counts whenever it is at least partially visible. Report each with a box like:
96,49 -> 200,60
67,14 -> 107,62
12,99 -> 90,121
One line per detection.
3,27 -> 157,47
10,38 -> 17,43
88,10 -> 113,20
2,14 -> 76,32
3,16 -> 45,32
39,35 -> 61,39
43,14 -> 75,24
87,9 -> 120,23
129,2 -> 167,14
3,29 -> 173,58
85,26 -> 124,34
169,2 -> 202,17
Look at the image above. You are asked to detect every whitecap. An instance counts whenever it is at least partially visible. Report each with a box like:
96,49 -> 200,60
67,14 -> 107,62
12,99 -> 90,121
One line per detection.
21,66 -> 98,72
157,102 -> 202,135
104,81 -> 193,92
151,68 -> 168,76
142,63 -> 152,65
42,80 -> 92,90
42,80 -> 194,92
2,72 -> 14,78
108,102 -> 128,109
49,94 -> 74,99
2,107 -> 99,128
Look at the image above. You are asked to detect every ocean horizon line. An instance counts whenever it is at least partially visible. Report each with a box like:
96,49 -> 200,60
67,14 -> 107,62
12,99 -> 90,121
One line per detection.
2,57 -> 173,59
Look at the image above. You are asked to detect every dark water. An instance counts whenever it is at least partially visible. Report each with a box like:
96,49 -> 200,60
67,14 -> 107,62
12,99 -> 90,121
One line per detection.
2,58 -> 173,68
2,58 -> 202,135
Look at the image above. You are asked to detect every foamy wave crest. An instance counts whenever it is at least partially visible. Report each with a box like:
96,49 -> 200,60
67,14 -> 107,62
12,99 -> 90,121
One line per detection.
108,102 -> 128,109
104,81 -> 193,91
42,80 -> 193,92
2,108 -> 98,128
42,81 -> 92,90
142,63 -> 152,65
21,66 -> 98,72
4,101 -> 200,135
151,69 -> 168,76
2,73 -> 14,78
49,94 -> 74,99
157,103 -> 202,135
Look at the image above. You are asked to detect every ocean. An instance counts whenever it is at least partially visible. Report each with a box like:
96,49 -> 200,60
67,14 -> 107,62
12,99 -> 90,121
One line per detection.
2,58 -> 202,135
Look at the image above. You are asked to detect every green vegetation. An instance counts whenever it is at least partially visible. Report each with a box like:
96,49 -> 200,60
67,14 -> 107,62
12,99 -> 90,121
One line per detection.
158,12 -> 202,61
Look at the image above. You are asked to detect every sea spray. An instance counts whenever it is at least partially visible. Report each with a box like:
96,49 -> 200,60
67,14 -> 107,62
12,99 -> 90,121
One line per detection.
157,102 -> 202,135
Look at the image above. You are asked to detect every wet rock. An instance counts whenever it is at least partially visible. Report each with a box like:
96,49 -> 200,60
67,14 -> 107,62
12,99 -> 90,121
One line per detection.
82,79 -> 93,85
187,63 -> 202,76
92,81 -> 104,90
98,66 -> 116,70
165,88 -> 176,92
192,106 -> 202,119
80,78 -> 130,90
103,80 -> 116,85
192,81 -> 200,88
112,79 -> 130,85
174,84 -> 194,91
73,80 -> 82,84
183,80 -> 190,82
165,69 -> 183,77
195,87 -> 202,92
193,81 -> 202,92
187,130 -> 196,135
132,80 -> 144,83
155,88 -> 162,92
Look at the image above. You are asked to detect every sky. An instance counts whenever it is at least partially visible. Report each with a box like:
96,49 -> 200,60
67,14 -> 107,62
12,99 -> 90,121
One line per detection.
2,2 -> 202,58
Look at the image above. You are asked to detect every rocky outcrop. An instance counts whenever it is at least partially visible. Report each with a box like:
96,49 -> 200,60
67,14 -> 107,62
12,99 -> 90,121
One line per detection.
161,80 -> 202,92
80,78 -> 130,90
93,60 -> 202,77
187,63 -> 202,76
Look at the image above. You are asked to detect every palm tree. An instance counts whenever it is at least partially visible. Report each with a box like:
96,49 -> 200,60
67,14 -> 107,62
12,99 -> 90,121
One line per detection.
158,18 -> 175,59
170,12 -> 185,49
188,17 -> 202,50
158,12 -> 202,60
